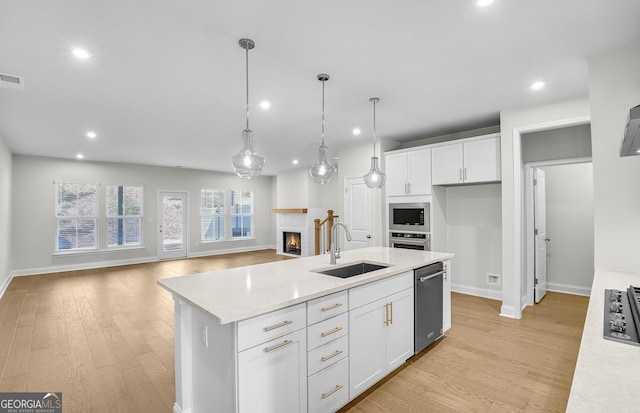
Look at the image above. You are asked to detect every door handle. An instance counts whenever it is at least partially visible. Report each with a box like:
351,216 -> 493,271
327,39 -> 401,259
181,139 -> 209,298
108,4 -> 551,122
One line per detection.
545,238 -> 551,242
418,270 -> 446,282
366,235 -> 372,239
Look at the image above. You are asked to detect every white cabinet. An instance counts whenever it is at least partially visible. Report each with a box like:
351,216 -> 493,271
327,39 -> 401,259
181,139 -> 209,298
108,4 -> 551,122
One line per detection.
237,304 -> 307,413
431,135 -> 500,185
442,259 -> 451,333
348,271 -> 414,399
385,148 -> 431,196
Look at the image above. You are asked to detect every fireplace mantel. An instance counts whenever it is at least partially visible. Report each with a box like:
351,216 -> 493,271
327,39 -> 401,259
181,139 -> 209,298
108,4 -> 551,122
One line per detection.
272,208 -> 308,214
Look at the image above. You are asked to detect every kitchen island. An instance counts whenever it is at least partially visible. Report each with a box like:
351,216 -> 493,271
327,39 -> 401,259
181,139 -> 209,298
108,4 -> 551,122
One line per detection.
158,247 -> 453,413
566,268 -> 640,412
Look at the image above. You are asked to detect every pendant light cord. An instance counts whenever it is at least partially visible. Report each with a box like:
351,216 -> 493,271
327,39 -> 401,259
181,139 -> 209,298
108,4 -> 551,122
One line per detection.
321,79 -> 325,145
245,44 -> 250,131
372,99 -> 377,157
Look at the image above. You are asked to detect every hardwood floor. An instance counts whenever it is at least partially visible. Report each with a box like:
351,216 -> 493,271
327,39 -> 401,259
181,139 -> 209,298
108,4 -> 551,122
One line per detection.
0,251 -> 588,413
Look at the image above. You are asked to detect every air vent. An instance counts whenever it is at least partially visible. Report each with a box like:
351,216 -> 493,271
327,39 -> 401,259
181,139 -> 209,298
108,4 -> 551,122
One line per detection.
0,72 -> 25,91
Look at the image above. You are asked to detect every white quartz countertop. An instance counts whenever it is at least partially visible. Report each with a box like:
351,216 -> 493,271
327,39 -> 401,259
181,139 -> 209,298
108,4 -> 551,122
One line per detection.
157,247 -> 453,324
566,267 -> 640,412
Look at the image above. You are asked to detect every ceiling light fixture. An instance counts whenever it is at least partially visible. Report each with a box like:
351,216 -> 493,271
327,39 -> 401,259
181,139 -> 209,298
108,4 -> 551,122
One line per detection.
309,74 -> 337,184
292,159 -> 299,165
76,153 -> 84,159
530,80 -> 546,90
352,128 -> 362,136
363,97 -> 386,189
86,131 -> 97,139
231,38 -> 265,179
476,0 -> 495,7
72,48 -> 92,60
259,101 -> 271,110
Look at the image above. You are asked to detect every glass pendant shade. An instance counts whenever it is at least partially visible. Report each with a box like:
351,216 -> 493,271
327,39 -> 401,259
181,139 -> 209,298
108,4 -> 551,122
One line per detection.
231,129 -> 265,179
363,97 -> 386,189
309,144 -> 337,184
363,156 -> 386,188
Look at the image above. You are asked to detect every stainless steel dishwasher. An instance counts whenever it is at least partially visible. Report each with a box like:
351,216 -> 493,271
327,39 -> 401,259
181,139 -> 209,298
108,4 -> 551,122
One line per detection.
414,261 -> 444,354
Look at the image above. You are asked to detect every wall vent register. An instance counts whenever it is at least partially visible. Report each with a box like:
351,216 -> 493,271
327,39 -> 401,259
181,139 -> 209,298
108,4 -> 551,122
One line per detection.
604,285 -> 640,347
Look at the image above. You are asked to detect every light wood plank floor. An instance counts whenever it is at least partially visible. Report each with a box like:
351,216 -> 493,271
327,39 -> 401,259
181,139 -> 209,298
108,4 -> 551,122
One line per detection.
0,250 -> 588,412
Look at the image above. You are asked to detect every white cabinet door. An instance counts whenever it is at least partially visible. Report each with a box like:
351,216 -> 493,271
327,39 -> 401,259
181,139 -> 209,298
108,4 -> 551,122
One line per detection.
464,137 -> 500,183
442,259 -> 452,333
349,297 -> 386,399
431,143 -> 463,185
238,329 -> 307,413
385,152 -> 409,196
407,149 -> 431,196
385,287 -> 415,372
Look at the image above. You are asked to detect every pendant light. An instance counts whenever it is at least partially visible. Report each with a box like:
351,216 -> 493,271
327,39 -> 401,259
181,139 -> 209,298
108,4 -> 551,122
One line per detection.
363,97 -> 386,188
231,38 -> 265,179
309,74 -> 337,184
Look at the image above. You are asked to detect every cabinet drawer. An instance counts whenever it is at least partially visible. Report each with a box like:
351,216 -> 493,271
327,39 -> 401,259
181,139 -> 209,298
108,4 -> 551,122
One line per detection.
308,357 -> 349,413
307,312 -> 348,351
237,303 -> 306,351
307,290 -> 348,325
349,271 -> 413,310
308,334 -> 349,376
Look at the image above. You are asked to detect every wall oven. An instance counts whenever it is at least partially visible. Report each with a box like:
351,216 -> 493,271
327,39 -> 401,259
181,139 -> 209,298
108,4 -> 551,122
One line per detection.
389,232 -> 431,251
389,202 -> 430,232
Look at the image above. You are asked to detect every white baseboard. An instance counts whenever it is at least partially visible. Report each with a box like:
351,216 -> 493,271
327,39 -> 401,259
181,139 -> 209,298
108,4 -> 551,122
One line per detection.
451,283 -> 502,301
0,271 -> 12,300
11,256 -> 160,278
500,305 -> 517,319
547,282 -> 591,297
188,244 -> 275,258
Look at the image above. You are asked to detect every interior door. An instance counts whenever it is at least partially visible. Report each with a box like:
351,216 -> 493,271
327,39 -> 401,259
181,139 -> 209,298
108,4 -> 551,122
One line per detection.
158,191 -> 188,260
534,168 -> 548,303
344,176 -> 372,250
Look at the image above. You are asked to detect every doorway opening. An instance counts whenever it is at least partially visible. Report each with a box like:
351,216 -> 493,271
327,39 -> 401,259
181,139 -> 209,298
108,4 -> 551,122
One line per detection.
158,191 -> 188,260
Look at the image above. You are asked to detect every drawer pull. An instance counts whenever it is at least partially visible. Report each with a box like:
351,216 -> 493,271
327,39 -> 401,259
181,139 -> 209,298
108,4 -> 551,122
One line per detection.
321,349 -> 343,362
322,384 -> 344,399
262,320 -> 293,332
321,326 -> 343,337
321,303 -> 343,312
263,339 -> 293,353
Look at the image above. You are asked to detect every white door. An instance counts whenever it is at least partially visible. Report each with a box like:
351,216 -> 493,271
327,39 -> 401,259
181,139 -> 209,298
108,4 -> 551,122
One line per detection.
344,177 -> 372,250
158,191 -> 188,260
534,168 -> 548,303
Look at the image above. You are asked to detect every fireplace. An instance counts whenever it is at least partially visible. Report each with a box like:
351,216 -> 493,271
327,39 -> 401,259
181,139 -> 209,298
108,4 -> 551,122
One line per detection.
283,231 -> 302,255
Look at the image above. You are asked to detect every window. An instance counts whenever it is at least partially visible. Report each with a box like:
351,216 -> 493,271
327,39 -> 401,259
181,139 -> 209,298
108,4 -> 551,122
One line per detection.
106,185 -> 143,247
56,183 -> 98,251
231,190 -> 253,238
201,189 -> 225,241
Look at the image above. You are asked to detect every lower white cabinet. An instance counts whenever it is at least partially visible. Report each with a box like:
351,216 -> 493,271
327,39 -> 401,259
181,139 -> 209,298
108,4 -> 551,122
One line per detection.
237,325 -> 307,413
348,272 -> 414,399
308,358 -> 349,413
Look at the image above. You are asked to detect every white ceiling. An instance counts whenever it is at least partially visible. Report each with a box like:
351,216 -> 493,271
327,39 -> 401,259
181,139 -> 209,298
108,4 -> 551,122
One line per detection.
1,0 -> 639,176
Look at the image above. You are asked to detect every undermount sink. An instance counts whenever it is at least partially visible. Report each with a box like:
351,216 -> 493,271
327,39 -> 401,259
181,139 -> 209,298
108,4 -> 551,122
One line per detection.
315,261 -> 390,279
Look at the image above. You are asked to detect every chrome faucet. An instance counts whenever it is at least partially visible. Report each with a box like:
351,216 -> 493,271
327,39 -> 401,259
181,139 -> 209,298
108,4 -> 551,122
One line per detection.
330,222 -> 352,265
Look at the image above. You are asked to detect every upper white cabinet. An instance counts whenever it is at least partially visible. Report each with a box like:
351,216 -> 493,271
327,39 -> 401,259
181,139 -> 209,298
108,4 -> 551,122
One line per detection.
385,148 -> 431,196
431,134 -> 501,185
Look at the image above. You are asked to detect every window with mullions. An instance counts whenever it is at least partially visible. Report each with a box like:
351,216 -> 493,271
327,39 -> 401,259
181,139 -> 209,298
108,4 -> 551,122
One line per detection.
231,190 -> 253,238
201,189 -> 225,241
56,183 -> 98,251
106,185 -> 143,247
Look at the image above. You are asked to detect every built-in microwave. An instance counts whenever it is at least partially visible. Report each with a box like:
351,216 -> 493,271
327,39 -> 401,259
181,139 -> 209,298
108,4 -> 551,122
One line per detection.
388,202 -> 430,232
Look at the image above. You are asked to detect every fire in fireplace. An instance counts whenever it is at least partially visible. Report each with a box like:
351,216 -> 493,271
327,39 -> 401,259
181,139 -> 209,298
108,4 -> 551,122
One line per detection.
283,231 -> 302,255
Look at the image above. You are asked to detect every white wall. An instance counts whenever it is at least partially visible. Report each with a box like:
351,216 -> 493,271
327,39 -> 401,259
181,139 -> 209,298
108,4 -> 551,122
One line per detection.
11,155 -> 275,274
0,135 -> 12,294
521,124 -> 592,163
542,163 -> 594,292
446,184 -> 502,298
499,97 -> 591,318
589,42 -> 640,271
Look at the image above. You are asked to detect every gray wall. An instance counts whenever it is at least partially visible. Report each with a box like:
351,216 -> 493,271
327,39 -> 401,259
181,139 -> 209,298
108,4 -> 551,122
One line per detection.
11,155 -> 275,274
542,163 -> 594,292
0,135 -> 11,292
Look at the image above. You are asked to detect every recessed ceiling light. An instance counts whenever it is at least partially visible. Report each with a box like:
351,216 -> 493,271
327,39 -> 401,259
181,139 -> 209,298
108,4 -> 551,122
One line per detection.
476,0 -> 495,6
292,159 -> 299,165
352,128 -> 362,136
86,131 -> 97,139
76,153 -> 84,160
72,48 -> 92,60
259,101 -> 271,109
530,80 -> 546,90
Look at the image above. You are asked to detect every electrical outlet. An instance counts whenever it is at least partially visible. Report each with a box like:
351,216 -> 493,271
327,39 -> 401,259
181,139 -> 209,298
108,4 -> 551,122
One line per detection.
200,323 -> 208,348
480,220 -> 487,229
487,273 -> 501,286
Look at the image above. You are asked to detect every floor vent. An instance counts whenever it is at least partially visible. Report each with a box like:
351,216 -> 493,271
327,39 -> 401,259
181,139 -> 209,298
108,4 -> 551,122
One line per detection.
0,72 -> 25,91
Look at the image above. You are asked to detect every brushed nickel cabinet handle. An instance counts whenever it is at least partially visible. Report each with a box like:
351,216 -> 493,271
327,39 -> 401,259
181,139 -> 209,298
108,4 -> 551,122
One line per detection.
321,349 -> 343,362
322,384 -> 344,399
263,320 -> 293,332
321,326 -> 343,337
263,339 -> 293,353
321,303 -> 343,312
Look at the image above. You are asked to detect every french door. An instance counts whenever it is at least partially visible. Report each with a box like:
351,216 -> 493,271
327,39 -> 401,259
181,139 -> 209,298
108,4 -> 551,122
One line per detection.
158,191 -> 188,260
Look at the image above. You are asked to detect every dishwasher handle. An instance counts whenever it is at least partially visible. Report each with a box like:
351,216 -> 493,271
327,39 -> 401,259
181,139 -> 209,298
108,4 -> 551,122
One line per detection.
418,270 -> 446,282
